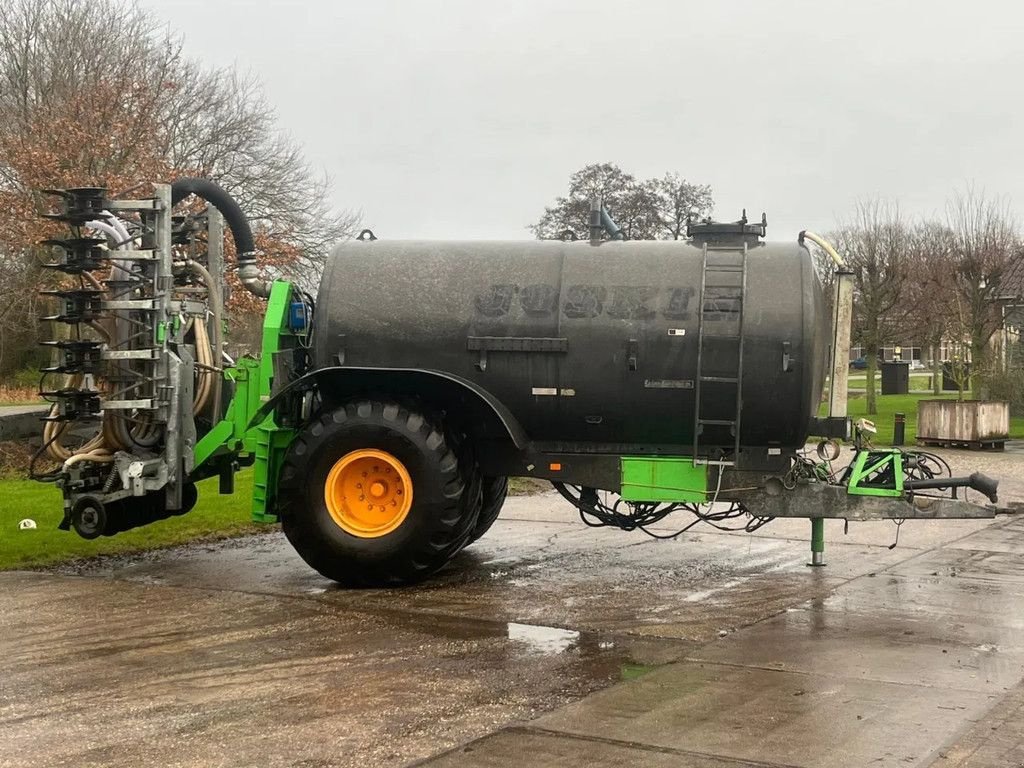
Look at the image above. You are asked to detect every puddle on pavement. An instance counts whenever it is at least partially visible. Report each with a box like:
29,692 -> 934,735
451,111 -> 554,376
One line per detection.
502,619 -> 682,684
418,609 -> 689,685
507,622 -> 580,653
319,598 -> 692,687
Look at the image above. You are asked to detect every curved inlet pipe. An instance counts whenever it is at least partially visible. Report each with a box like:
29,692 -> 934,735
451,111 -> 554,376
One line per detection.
799,230 -> 845,267
799,230 -> 852,423
170,178 -> 270,297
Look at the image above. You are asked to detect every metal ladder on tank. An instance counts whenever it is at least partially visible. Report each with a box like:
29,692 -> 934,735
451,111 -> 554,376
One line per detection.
692,242 -> 748,467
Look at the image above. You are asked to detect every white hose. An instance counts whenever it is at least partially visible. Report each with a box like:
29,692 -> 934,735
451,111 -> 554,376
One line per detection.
85,219 -> 121,246
102,212 -> 131,246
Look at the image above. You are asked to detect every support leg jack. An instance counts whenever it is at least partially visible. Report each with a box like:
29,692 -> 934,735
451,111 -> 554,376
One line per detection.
808,517 -> 826,567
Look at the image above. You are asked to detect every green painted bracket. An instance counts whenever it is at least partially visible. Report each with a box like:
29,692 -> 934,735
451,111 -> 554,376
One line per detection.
620,456 -> 708,502
846,449 -> 904,498
192,280 -> 298,523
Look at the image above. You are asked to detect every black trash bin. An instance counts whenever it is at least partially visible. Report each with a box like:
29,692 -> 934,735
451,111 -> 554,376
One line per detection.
880,361 -> 910,395
942,362 -> 970,391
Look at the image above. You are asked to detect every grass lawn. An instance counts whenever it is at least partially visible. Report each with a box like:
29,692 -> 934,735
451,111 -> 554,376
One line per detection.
847,373 -> 939,392
822,392 -> 1024,445
0,471 -> 265,571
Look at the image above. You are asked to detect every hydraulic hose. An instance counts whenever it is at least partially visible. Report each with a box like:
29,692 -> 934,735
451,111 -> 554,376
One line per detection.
170,178 -> 270,297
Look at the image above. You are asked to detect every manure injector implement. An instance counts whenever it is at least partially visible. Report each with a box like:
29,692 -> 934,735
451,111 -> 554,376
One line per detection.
32,182 -> 1003,584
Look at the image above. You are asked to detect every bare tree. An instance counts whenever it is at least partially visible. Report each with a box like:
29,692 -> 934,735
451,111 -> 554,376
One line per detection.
156,60 -> 360,283
530,163 -> 640,240
944,189 -> 1024,393
653,172 -> 713,240
904,221 -> 956,396
529,163 -> 713,241
0,0 -> 174,371
0,0 -> 359,369
830,200 -> 914,415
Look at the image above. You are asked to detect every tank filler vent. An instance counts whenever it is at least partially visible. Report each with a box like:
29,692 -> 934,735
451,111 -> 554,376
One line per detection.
687,209 -> 766,245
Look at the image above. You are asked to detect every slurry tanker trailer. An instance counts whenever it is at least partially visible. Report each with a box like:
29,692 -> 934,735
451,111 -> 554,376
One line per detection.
32,181 -> 1001,585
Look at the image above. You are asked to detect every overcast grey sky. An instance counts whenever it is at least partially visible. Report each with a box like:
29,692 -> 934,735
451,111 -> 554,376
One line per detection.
142,0 -> 1024,242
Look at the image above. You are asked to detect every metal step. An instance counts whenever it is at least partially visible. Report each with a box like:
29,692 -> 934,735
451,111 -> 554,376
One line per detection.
701,331 -> 743,340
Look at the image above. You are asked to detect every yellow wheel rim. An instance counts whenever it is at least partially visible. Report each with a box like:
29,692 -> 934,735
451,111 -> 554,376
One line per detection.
324,449 -> 413,538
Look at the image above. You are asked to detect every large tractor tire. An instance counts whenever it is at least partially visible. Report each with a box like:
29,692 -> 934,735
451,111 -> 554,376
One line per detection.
466,476 -> 508,545
278,400 -> 478,586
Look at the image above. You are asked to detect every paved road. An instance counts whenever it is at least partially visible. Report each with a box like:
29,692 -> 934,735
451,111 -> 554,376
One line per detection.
0,404 -> 46,440
2,488 -> 1024,767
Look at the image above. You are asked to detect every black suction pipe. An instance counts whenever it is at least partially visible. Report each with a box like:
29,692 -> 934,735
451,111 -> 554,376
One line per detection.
170,178 -> 269,296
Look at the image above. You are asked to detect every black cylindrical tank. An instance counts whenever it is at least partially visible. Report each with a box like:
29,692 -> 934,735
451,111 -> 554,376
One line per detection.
314,238 -> 827,450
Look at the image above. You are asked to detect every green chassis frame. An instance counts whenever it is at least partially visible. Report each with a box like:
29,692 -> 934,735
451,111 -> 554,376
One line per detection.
845,449 -> 904,498
620,451 -> 905,504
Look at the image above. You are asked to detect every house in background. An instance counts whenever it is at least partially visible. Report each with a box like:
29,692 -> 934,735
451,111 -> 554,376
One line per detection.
849,310 -> 1022,372
849,344 -> 924,368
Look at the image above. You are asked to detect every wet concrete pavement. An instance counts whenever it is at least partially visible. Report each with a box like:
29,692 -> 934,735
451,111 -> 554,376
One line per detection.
3,481 -> 1024,767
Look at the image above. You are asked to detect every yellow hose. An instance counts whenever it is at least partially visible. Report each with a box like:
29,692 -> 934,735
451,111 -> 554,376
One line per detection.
193,317 -> 212,412
799,230 -> 845,268
63,450 -> 114,468
184,259 -> 223,417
